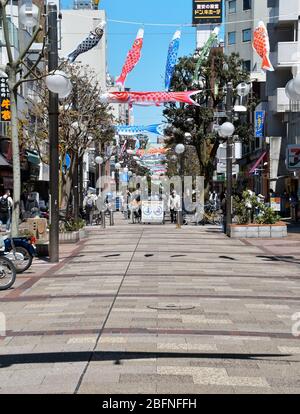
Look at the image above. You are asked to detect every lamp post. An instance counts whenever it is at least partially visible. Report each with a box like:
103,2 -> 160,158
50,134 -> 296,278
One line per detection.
48,3 -> 60,262
219,81 -> 250,236
115,162 -> 121,211
175,143 -> 185,226
95,155 -> 104,195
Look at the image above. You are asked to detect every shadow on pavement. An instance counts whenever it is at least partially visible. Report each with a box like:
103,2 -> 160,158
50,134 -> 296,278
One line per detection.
0,351 -> 292,368
257,255 -> 300,265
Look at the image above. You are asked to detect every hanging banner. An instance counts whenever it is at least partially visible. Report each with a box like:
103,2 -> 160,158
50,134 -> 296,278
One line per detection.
192,0 -> 223,26
100,90 -> 201,106
0,77 -> 11,122
165,30 -> 181,91
253,21 -> 274,72
116,124 -> 165,136
116,29 -> 144,87
66,21 -> 105,63
255,111 -> 266,138
287,145 -> 300,170
193,27 -> 219,84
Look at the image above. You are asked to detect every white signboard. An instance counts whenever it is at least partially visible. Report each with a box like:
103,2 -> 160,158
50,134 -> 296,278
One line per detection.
141,201 -> 164,223
287,145 -> 300,170
217,163 -> 239,175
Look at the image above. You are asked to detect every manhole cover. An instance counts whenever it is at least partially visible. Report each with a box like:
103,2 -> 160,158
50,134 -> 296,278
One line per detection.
147,304 -> 195,311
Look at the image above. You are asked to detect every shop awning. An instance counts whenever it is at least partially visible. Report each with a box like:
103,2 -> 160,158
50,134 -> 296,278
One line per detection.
249,151 -> 268,174
26,150 -> 40,165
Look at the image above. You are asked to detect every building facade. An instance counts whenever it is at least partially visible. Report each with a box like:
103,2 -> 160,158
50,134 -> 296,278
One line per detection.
224,0 -> 271,199
267,0 -> 300,200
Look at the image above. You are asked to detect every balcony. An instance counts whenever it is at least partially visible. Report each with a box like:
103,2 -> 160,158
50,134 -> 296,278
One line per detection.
269,88 -> 290,113
279,0 -> 300,23
272,42 -> 300,68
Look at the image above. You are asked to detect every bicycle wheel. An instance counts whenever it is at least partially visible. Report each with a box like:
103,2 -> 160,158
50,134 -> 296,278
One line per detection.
0,256 -> 16,290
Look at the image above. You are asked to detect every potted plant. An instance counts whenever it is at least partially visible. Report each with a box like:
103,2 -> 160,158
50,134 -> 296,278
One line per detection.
230,191 -> 287,238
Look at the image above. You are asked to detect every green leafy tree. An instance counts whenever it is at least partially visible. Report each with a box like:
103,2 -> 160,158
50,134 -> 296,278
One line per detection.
163,49 -> 257,192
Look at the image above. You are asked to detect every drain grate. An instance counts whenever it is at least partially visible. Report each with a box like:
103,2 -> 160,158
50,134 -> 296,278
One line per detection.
147,304 -> 195,311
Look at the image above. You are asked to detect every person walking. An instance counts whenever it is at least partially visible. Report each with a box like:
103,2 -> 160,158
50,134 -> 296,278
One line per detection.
0,190 -> 13,231
83,191 -> 97,225
168,190 -> 181,224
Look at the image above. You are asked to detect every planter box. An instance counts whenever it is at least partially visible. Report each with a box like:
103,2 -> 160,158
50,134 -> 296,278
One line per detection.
79,229 -> 87,240
59,231 -> 79,244
229,222 -> 287,239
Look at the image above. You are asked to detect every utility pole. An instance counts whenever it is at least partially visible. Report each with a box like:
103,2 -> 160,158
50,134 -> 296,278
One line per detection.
48,3 -> 59,262
225,82 -> 233,236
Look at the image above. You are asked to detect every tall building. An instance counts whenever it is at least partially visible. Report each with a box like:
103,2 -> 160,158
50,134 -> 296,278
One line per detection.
224,1 -> 272,198
267,0 -> 300,196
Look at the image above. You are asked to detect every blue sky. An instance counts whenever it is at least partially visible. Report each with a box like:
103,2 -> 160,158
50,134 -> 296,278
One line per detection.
61,0 -> 224,126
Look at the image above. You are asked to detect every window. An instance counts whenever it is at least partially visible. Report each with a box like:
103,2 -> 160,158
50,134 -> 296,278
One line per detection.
228,0 -> 236,13
242,29 -> 252,42
243,0 -> 252,10
228,31 -> 236,45
243,60 -> 251,72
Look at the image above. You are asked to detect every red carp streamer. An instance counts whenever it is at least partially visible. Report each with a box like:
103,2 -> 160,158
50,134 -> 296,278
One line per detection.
116,29 -> 144,86
100,90 -> 201,106
253,21 -> 274,71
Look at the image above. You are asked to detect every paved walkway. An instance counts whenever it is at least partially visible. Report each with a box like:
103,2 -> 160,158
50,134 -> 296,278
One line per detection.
0,216 -> 300,394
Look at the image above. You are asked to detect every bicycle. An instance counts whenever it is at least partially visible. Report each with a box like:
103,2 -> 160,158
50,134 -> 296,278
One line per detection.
0,252 -> 17,290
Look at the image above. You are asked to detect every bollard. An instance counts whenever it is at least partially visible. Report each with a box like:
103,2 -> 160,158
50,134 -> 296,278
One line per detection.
110,210 -> 114,226
176,210 -> 181,229
101,210 -> 106,229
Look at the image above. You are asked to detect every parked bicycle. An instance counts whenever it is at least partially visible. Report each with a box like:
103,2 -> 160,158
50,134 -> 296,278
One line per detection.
0,247 -> 16,291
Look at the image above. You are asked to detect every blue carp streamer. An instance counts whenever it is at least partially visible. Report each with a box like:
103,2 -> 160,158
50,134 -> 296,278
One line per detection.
165,30 -> 181,91
116,124 -> 165,136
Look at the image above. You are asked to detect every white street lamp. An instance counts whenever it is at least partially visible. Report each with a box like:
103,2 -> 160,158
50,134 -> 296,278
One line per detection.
236,82 -> 251,97
175,143 -> 185,154
45,70 -> 72,95
218,122 -> 235,138
19,4 -> 39,28
58,80 -> 73,99
95,156 -> 104,165
285,78 -> 300,101
292,73 -> 300,94
115,162 -> 121,170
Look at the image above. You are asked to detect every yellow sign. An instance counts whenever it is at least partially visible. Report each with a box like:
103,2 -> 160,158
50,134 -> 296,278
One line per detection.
192,0 -> 223,25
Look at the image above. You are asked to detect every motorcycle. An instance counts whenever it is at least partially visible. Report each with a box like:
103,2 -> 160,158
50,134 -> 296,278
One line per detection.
3,235 -> 36,273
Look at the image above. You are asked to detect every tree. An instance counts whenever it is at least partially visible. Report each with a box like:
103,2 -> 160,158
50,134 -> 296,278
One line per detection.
0,0 -> 43,235
163,49 -> 257,192
22,63 -> 115,215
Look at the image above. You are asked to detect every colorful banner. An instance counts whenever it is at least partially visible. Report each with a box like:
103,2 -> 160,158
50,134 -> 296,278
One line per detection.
255,111 -> 266,137
0,77 -> 11,122
253,21 -> 274,72
165,31 -> 181,91
116,124 -> 165,136
287,145 -> 300,170
100,91 -> 201,106
116,29 -> 144,86
193,27 -> 219,84
192,0 -> 223,25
